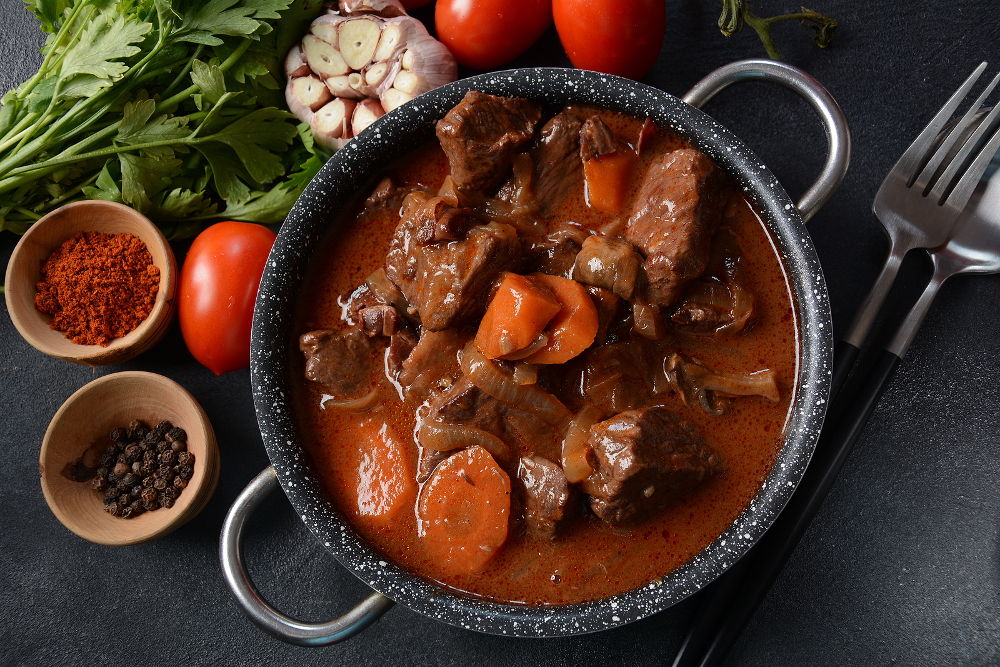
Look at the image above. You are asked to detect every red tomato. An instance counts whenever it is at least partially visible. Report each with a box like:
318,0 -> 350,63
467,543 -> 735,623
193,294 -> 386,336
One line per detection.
178,221 -> 276,375
553,0 -> 666,80
436,0 -> 552,70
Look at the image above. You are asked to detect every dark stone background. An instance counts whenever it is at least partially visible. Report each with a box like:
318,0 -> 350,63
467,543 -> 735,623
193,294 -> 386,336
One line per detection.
1,2 -> 998,665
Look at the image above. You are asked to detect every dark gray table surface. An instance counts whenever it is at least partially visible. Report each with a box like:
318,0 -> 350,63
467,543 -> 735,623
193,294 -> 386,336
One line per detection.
2,2 -> 998,665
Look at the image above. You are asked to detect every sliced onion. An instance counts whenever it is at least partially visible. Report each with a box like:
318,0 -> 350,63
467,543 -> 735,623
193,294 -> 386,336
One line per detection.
461,341 -> 571,427
561,406 -> 602,483
500,333 -> 549,361
416,418 -> 511,462
320,388 -> 379,412
665,353 -> 779,415
512,363 -> 538,385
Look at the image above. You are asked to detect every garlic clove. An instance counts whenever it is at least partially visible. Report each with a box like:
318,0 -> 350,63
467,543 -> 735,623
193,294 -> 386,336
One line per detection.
381,87 -> 413,112
290,75 -> 332,112
312,98 -> 358,150
373,22 -> 408,62
285,44 -> 310,78
339,19 -> 382,70
303,34 -> 350,78
326,75 -> 365,99
400,48 -> 414,71
352,99 -> 386,136
311,15 -> 341,46
392,70 -> 424,95
339,0 -> 406,17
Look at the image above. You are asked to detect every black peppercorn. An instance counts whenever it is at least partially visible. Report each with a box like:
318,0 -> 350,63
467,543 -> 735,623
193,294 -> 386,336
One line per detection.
130,485 -> 143,498
140,460 -> 156,476
143,449 -> 157,462
103,490 -> 118,505
166,426 -> 187,443
121,473 -> 139,488
158,450 -> 176,466
173,477 -> 187,490
170,439 -> 187,453
142,475 -> 155,489
161,485 -> 179,501
176,465 -> 194,481
112,462 -> 129,477
110,427 -> 127,443
124,445 -> 142,463
153,478 -> 167,491
106,501 -> 121,516
161,496 -> 175,509
156,440 -> 170,453
143,500 -> 160,512
141,487 -> 158,503
176,452 -> 195,467
156,465 -> 174,481
128,500 -> 145,517
91,476 -> 106,492
96,466 -> 109,479
118,493 -> 130,506
100,450 -> 116,467
154,420 -> 172,436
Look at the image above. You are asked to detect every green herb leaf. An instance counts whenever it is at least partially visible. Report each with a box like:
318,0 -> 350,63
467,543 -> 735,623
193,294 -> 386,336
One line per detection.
190,59 -> 227,104
59,13 -> 152,82
120,152 -> 182,211
206,107 -> 297,183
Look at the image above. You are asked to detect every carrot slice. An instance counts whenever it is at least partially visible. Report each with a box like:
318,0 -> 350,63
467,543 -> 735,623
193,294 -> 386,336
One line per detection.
583,149 -> 637,214
475,272 -> 561,360
353,423 -> 417,527
524,273 -> 599,364
418,446 -> 511,575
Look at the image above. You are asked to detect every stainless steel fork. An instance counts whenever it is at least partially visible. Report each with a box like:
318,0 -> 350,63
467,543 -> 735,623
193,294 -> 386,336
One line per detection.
833,62 -> 1000,394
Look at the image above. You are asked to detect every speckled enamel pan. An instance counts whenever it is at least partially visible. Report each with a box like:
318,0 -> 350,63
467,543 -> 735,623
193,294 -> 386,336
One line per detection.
223,62 -> 850,643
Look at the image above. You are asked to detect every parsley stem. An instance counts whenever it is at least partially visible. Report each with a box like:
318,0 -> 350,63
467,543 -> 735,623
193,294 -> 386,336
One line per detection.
0,113 -> 41,153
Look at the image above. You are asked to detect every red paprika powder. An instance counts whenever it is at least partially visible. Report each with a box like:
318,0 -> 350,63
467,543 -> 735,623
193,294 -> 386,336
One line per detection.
34,231 -> 160,346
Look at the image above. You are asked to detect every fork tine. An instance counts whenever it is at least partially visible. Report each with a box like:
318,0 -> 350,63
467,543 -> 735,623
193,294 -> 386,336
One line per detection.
892,62 -> 987,185
914,70 -> 1000,193
929,101 -> 1000,202
938,108 -> 1000,210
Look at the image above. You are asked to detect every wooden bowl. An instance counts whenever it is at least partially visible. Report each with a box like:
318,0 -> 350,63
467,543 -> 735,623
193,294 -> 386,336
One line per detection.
4,200 -> 177,365
39,372 -> 220,546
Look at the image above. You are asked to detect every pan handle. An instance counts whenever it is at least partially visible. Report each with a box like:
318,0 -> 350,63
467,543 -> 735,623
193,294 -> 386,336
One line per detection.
220,467 -> 394,646
682,58 -> 851,223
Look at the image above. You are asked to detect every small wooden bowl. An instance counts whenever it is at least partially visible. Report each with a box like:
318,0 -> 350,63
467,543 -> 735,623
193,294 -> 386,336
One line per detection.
4,200 -> 177,365
40,372 -> 220,546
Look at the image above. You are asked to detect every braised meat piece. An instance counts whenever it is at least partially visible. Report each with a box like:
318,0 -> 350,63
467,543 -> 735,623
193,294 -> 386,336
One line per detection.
398,329 -> 464,403
582,407 -> 721,524
573,234 -> 643,300
525,234 -> 582,277
574,342 -> 651,414
427,377 -> 505,435
385,193 -> 522,330
517,456 -> 572,539
585,286 -> 621,345
411,196 -> 479,245
435,91 -> 542,202
531,112 -> 584,213
358,304 -> 400,337
626,148 -> 726,307
580,116 -> 617,160
386,326 -> 417,376
299,328 -> 377,399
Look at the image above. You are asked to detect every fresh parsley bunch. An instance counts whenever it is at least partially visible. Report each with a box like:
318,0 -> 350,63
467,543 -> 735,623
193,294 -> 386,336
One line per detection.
0,0 -> 326,237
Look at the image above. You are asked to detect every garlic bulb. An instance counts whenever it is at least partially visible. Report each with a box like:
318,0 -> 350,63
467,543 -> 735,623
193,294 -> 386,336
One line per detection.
285,0 -> 457,150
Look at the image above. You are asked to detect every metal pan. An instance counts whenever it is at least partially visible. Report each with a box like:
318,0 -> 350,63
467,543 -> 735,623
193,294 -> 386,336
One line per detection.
221,60 -> 850,643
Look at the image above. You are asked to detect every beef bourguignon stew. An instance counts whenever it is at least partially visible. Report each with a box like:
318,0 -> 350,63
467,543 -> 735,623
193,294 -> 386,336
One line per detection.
293,91 -> 798,606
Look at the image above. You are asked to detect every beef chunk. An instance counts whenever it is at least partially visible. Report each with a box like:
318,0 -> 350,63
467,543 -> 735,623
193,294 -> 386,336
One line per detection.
626,148 -> 726,307
427,377 -> 505,435
386,195 -> 522,330
517,456 -> 572,539
435,91 -> 541,202
386,326 -> 417,375
525,234 -> 582,276
530,112 -> 584,213
410,196 -> 478,245
580,116 -> 617,160
574,342 -> 651,414
585,286 -> 621,345
299,328 -> 377,399
582,407 -> 721,524
358,304 -> 400,337
573,234 -> 643,300
398,329 -> 464,404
